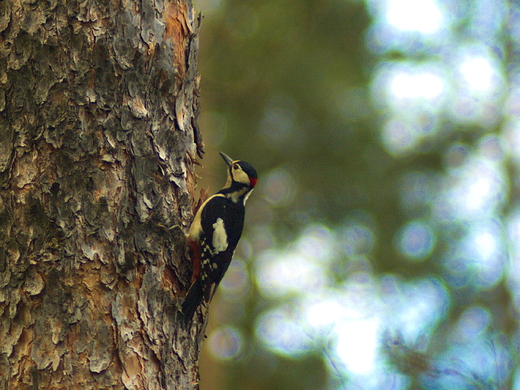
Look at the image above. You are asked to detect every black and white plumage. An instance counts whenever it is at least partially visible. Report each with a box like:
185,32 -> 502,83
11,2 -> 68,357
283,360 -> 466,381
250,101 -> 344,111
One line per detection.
181,152 -> 258,324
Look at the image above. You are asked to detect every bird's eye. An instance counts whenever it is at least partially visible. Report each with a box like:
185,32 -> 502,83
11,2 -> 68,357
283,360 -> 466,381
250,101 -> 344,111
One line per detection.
233,164 -> 240,170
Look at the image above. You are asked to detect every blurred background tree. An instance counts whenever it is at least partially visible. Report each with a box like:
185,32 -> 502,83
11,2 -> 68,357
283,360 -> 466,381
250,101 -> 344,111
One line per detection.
192,0 -> 519,389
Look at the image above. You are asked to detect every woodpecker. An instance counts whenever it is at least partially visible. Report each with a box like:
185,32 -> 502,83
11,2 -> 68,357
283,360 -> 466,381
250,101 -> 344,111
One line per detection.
181,152 -> 258,324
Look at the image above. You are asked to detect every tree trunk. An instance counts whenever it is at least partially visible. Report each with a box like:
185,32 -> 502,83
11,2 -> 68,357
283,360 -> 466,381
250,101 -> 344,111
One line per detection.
0,1 -> 206,388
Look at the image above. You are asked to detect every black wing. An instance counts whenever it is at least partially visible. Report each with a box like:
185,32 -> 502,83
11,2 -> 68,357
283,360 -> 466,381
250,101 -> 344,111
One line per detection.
181,196 -> 246,325
200,195 -> 245,256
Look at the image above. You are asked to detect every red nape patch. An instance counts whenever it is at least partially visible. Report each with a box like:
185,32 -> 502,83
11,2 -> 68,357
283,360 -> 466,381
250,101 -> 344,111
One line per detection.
249,177 -> 258,187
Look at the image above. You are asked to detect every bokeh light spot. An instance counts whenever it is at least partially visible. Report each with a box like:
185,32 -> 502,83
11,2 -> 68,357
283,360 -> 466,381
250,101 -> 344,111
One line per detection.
372,62 -> 447,112
208,326 -> 244,361
390,71 -> 444,99
335,317 -> 379,375
459,56 -> 496,93
451,306 -> 490,342
507,209 -> 520,310
397,220 -> 436,261
221,258 -> 250,302
305,300 -> 344,329
385,0 -> 443,34
503,119 -> 520,165
381,118 -> 417,155
339,222 -> 375,256
261,168 -> 297,207
295,224 -> 334,263
256,250 -> 327,298
258,94 -> 298,147
382,277 -> 450,340
255,307 -> 312,357
443,143 -> 470,168
449,44 -> 505,125
434,156 -> 506,222
443,220 -> 505,288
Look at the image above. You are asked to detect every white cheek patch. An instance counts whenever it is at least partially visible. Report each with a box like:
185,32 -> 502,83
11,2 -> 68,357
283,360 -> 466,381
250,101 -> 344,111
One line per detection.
233,169 -> 250,185
212,218 -> 228,253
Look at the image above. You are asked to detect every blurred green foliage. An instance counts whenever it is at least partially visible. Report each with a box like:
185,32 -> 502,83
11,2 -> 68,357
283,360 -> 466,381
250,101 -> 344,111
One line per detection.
194,0 -> 518,389
198,0 -> 400,263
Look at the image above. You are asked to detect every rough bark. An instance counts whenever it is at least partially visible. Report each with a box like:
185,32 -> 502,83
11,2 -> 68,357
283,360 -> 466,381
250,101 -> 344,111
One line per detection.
0,1 -> 206,389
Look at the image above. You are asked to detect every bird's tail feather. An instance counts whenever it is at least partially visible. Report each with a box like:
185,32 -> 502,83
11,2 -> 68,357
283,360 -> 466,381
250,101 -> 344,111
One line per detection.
180,279 -> 203,326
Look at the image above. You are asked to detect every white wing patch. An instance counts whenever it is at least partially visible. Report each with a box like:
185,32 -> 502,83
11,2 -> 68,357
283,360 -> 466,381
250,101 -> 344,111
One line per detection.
212,218 -> 228,253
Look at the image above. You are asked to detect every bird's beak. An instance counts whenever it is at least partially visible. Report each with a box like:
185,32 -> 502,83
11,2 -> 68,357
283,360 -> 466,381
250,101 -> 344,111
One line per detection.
219,152 -> 234,167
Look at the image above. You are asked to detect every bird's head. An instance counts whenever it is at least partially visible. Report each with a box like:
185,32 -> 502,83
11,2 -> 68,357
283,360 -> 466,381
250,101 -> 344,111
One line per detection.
220,151 -> 258,190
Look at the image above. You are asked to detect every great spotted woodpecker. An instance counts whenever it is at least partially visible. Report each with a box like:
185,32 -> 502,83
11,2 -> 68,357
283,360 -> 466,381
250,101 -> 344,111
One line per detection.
181,152 -> 258,324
